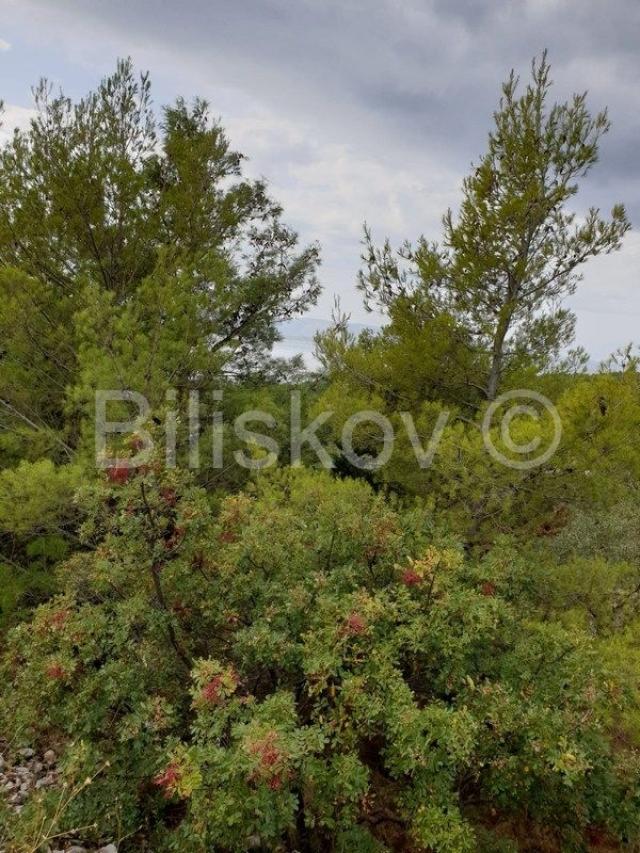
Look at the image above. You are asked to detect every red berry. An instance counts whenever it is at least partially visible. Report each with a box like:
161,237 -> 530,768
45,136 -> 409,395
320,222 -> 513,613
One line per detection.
106,464 -> 131,485
260,744 -> 280,768
161,488 -> 177,506
48,610 -> 69,630
481,581 -> 496,597
46,663 -> 65,680
401,568 -> 422,587
248,730 -> 285,788
344,612 -> 367,635
153,762 -> 181,798
129,435 -> 145,452
219,530 -> 237,544
200,675 -> 224,705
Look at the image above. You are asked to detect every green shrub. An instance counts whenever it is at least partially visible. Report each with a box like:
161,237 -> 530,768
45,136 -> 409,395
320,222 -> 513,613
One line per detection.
1,464 -> 639,851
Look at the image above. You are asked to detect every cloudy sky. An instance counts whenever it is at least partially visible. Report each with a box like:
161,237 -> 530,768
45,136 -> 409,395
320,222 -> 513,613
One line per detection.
1,0 -> 638,359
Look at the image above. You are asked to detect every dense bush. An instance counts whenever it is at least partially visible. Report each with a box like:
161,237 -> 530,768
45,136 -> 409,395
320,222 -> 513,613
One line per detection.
1,464 -> 639,851
2,55 -> 640,853
311,360 -> 640,545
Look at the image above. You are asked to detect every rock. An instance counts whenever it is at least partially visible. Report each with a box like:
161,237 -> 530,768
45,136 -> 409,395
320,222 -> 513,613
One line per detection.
98,845 -> 118,853
0,754 -> 5,771
67,847 -> 87,853
43,749 -> 56,765
18,747 -> 34,759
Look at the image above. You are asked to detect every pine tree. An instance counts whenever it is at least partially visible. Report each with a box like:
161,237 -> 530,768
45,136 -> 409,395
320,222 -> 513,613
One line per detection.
360,53 -> 629,399
0,60 -> 320,459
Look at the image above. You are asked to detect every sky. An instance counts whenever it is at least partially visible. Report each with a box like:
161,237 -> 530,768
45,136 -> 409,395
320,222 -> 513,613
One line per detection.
0,0 -> 638,360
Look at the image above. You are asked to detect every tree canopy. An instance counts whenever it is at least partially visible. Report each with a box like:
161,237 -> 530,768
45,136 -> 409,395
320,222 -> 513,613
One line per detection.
356,53 -> 628,402
0,59 -> 320,463
1,56 -> 640,853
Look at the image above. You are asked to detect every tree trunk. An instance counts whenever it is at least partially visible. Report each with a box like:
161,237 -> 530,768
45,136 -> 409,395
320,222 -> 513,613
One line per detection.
486,303 -> 513,400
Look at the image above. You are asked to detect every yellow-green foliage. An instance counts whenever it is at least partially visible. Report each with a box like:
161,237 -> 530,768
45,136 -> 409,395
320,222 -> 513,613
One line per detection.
0,460 -> 83,537
1,465 -> 639,851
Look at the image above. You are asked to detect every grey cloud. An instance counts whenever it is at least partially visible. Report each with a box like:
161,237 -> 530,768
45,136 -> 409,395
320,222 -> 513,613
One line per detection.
8,0 -> 640,351
22,1 -> 639,166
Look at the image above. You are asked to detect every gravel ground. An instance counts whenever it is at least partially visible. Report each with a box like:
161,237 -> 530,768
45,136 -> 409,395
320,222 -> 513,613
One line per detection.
0,741 -> 116,853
